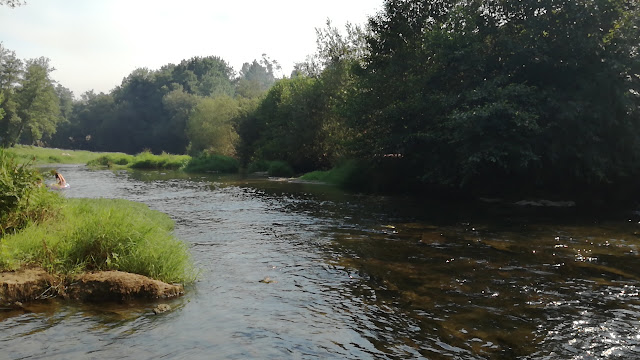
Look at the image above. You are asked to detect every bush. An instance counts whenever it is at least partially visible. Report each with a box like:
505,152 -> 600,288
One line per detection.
247,159 -> 271,173
183,153 -> 239,173
87,154 -> 134,167
129,151 -> 190,170
300,160 -> 369,188
268,160 -> 295,177
0,148 -> 61,235
0,198 -> 196,284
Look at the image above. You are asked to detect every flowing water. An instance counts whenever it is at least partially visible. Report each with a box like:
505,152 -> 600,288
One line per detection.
2,164 -> 640,359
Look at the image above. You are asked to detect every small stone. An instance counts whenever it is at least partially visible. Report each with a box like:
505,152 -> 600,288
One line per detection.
259,277 -> 277,284
152,304 -> 171,314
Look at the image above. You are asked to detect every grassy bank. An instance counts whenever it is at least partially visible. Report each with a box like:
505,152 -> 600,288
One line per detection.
6,145 -> 123,165
0,198 -> 196,284
87,150 -> 191,170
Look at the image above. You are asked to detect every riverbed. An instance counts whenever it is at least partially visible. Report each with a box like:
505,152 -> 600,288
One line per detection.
1,164 -> 639,359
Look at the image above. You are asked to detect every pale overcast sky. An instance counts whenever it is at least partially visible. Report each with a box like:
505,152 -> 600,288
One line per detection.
0,0 -> 382,97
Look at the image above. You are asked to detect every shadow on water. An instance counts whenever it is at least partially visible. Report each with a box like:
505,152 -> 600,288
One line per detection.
3,164 -> 640,359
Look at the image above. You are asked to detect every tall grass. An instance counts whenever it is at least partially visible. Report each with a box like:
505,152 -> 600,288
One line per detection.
88,151 -> 190,170
129,151 -> 190,170
6,145 -> 123,165
0,198 -> 196,284
299,160 -> 366,186
0,148 -> 61,235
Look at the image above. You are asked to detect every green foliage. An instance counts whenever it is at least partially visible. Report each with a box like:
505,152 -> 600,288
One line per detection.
129,151 -> 190,170
0,198 -> 196,284
87,151 -> 189,170
186,96 -> 239,156
0,148 -> 60,235
183,153 -> 239,173
7,145 -> 120,165
350,0 -> 640,198
87,153 -> 134,167
236,55 -> 280,98
238,76 -> 346,172
246,159 -> 271,173
267,160 -> 295,178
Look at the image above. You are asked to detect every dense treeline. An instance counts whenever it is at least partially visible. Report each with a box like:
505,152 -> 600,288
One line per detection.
2,0 -> 640,204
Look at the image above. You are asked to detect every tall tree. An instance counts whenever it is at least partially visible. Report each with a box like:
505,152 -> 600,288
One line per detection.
0,44 -> 22,146
186,96 -> 239,156
159,86 -> 198,154
13,57 -> 60,145
351,0 -> 640,197
236,54 -> 280,98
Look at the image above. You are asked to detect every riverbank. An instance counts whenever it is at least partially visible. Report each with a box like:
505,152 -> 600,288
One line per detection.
0,267 -> 183,308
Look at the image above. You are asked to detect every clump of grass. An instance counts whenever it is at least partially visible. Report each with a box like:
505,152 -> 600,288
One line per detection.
0,198 -> 196,284
183,153 -> 239,173
87,153 -> 135,168
0,148 -> 61,235
268,160 -> 295,177
300,160 -> 371,188
129,151 -> 190,170
87,151 -> 190,170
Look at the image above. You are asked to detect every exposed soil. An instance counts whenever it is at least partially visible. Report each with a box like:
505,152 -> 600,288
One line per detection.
0,267 -> 183,307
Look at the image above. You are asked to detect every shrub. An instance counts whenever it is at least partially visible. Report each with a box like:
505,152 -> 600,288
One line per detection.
183,153 -> 239,173
268,160 -> 295,177
87,154 -> 134,167
129,151 -> 190,170
247,159 -> 270,173
300,160 -> 369,188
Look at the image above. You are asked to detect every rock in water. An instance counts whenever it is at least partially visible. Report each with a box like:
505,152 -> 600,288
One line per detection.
153,303 -> 171,314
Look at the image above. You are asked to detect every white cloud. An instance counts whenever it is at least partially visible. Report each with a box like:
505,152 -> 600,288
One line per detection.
0,0 -> 382,96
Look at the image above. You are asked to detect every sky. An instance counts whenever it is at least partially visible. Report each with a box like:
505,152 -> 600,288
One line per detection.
0,0 -> 383,97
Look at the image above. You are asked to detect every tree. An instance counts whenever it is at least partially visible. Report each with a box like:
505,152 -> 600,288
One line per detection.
159,86 -> 198,154
236,54 -> 280,98
13,57 -> 60,145
186,96 -> 239,156
171,56 -> 235,97
0,43 -> 23,146
351,0 -> 640,198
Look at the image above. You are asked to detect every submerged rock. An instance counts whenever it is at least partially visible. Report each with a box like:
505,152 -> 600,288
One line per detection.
67,271 -> 184,302
0,268 -> 183,306
152,303 -> 171,314
259,276 -> 277,284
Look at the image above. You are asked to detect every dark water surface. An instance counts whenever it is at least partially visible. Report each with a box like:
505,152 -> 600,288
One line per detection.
2,164 -> 640,359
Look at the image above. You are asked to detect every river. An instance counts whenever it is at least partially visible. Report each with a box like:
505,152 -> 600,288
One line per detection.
1,164 -> 640,359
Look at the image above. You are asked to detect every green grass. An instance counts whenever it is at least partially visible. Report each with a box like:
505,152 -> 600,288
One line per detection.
130,151 -> 190,170
0,198 -> 197,284
88,151 -> 191,170
6,145 -> 124,165
299,160 -> 359,184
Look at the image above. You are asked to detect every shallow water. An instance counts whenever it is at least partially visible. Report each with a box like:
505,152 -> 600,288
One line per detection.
2,164 -> 640,359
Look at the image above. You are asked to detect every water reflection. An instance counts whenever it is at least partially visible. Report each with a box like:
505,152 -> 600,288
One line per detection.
1,164 -> 639,359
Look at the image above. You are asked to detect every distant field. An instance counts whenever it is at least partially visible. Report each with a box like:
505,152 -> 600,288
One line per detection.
5,145 -> 126,165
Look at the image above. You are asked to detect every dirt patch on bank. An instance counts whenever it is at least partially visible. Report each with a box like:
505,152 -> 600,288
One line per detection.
0,268 -> 183,307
